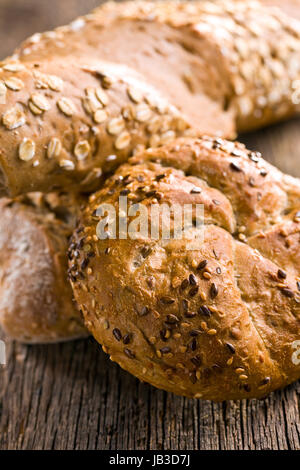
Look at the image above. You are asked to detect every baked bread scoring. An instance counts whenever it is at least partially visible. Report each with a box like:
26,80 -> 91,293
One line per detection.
68,137 -> 300,400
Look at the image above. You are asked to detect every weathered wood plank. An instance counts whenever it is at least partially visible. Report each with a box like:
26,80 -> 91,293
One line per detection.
0,0 -> 300,451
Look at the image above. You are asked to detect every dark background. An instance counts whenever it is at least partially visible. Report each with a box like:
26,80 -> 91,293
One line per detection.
0,0 -> 299,451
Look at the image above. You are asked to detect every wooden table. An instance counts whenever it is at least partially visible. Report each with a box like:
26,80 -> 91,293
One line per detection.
0,0 -> 300,451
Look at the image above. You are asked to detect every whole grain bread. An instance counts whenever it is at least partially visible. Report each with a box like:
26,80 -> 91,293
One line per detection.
0,58 -> 190,197
0,0 -> 298,198
0,192 -> 88,343
68,137 -> 300,401
14,0 -> 300,134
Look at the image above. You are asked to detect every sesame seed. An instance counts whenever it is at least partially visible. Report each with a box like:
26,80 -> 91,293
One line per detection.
207,329 -> 217,336
203,271 -> 212,280
239,374 -> 248,381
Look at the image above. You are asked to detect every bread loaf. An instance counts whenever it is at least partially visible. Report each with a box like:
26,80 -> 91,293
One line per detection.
15,0 -> 300,135
0,0 -> 298,198
0,58 -> 190,197
0,192 -> 88,343
68,137 -> 300,401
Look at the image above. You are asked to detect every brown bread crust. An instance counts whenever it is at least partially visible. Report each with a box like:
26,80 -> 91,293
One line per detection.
0,58 -> 190,197
68,137 -> 300,401
0,0 -> 298,197
15,0 -> 300,133
0,192 -> 88,343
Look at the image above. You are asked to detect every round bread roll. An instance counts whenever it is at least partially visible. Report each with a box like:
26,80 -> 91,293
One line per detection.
68,137 -> 300,401
0,192 -> 88,343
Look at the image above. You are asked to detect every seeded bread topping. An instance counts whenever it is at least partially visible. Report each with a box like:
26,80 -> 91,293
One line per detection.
14,0 -> 300,135
68,137 -> 300,401
0,192 -> 88,343
0,59 -> 190,197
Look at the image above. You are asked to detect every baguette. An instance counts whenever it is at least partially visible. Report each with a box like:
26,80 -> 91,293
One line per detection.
0,192 -> 88,343
68,137 -> 300,401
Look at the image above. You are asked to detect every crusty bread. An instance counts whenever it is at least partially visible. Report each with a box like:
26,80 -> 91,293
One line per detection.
0,192 -> 88,343
0,58 -> 190,197
14,0 -> 300,134
0,0 -> 299,198
68,137 -> 300,401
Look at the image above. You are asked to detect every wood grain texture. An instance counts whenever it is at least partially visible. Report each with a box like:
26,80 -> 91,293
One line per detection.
0,0 -> 300,451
